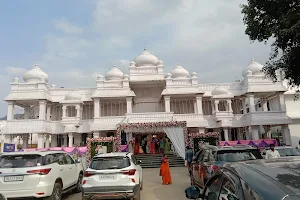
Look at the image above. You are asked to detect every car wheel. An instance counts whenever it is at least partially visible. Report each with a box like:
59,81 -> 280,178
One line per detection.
44,182 -> 62,200
74,173 -> 83,193
132,186 -> 141,200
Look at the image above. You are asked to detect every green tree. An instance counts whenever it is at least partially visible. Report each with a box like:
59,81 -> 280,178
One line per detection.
241,0 -> 300,87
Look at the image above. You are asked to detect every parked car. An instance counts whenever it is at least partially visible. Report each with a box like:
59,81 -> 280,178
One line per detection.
0,151 -> 83,200
185,158 -> 300,200
191,145 -> 263,187
261,146 -> 300,158
82,152 -> 143,200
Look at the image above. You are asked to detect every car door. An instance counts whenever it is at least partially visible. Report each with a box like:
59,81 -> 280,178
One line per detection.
131,155 -> 142,183
218,172 -> 244,200
202,174 -> 224,200
55,153 -> 70,189
64,153 -> 78,186
192,150 -> 204,185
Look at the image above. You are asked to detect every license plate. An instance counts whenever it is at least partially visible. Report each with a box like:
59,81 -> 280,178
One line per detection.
4,176 -> 24,182
99,175 -> 116,180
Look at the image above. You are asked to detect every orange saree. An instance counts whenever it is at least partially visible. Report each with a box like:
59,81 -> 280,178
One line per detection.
159,160 -> 172,185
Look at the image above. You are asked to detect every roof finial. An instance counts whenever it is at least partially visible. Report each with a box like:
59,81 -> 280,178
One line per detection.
144,43 -> 147,51
177,62 -> 179,66
251,57 -> 254,61
34,63 -> 39,68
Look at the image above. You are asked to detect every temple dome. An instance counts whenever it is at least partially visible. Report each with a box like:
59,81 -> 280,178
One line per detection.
64,91 -> 82,100
242,58 -> 264,77
105,66 -> 124,80
170,63 -> 189,78
211,85 -> 229,95
23,64 -> 48,83
133,48 -> 159,67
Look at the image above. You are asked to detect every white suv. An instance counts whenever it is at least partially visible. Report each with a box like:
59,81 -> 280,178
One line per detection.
82,152 -> 143,200
0,150 -> 83,200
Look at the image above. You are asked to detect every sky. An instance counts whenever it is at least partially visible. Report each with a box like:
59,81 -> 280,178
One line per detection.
0,0 -> 273,116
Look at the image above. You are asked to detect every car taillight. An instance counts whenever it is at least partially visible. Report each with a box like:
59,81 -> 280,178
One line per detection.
83,171 -> 95,177
122,169 -> 136,176
27,168 -> 51,175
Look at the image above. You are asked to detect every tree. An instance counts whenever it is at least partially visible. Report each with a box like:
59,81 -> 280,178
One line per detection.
241,0 -> 300,88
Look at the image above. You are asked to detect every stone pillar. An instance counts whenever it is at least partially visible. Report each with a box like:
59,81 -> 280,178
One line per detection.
46,105 -> 51,120
282,125 -> 291,145
248,94 -> 255,113
193,101 -> 197,113
68,133 -> 74,147
262,99 -> 268,111
250,126 -> 259,140
164,96 -> 171,112
51,135 -> 57,147
126,97 -> 133,113
37,134 -> 44,148
75,105 -> 81,118
214,100 -> 219,112
223,128 -> 229,141
93,132 -> 100,138
242,98 -> 247,114
7,101 -> 14,120
62,106 -> 67,118
22,134 -> 28,149
94,98 -> 100,118
227,100 -> 233,112
39,100 -> 47,120
196,95 -> 203,114
278,93 -> 286,112
45,135 -> 50,148
63,135 -> 68,147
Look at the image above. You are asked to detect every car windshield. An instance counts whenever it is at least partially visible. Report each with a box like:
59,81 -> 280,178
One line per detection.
216,149 -> 263,162
89,156 -> 130,170
277,148 -> 300,157
0,154 -> 42,168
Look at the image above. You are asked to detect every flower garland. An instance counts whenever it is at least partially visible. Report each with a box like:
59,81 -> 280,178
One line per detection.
86,136 -> 117,165
117,121 -> 189,151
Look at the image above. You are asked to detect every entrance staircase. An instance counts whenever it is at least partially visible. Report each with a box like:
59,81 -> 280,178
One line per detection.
135,153 -> 185,168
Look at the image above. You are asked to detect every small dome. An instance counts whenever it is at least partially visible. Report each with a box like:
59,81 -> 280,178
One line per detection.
105,66 -> 124,80
242,58 -> 263,77
211,86 -> 229,96
133,48 -> 159,67
170,63 -> 190,78
23,64 -> 49,83
65,91 -> 82,100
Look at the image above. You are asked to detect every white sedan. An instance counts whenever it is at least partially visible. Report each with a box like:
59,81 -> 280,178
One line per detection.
82,152 -> 143,200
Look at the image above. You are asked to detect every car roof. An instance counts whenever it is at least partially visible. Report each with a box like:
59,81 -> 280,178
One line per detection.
275,146 -> 294,149
0,150 -> 66,156
93,152 -> 132,158
223,158 -> 300,198
200,144 -> 257,151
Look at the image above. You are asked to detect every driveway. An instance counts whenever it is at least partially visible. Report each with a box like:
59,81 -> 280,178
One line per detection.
64,167 -> 190,200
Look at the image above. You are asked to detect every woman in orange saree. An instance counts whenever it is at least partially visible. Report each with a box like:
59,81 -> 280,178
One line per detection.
159,155 -> 172,185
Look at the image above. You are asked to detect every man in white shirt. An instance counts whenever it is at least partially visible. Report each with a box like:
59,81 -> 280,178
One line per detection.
265,144 -> 281,159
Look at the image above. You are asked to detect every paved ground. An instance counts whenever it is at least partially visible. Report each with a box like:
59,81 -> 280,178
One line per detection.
64,167 -> 190,200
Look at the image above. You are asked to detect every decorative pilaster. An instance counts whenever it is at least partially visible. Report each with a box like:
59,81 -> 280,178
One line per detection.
164,96 -> 171,112
7,101 -> 14,120
51,135 -> 57,147
22,134 -> 28,149
223,128 -> 229,141
37,134 -> 44,148
227,100 -> 233,112
45,134 -> 50,148
62,106 -> 67,118
126,97 -> 133,113
63,135 -> 68,147
250,126 -> 259,140
94,98 -> 100,118
242,98 -> 247,114
39,100 -> 47,120
278,93 -> 286,112
248,94 -> 255,113
46,105 -> 51,120
75,105 -> 81,118
195,95 -> 203,114
214,100 -> 219,112
68,133 -> 74,147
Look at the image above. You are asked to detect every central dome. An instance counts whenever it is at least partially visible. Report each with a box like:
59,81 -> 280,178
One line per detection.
133,48 -> 159,67
242,58 -> 264,77
105,66 -> 124,80
23,64 -> 48,83
170,63 -> 190,78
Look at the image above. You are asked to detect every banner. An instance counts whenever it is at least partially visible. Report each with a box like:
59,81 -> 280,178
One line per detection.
3,143 -> 15,152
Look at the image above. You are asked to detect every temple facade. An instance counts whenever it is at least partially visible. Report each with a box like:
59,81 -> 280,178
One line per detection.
0,49 -> 294,149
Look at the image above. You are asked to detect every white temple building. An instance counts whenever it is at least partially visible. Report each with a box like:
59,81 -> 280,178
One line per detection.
0,49 -> 296,150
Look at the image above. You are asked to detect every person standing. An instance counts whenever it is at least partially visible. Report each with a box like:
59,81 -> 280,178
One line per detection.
159,138 -> 165,154
265,144 -> 281,159
185,146 -> 194,175
159,154 -> 172,185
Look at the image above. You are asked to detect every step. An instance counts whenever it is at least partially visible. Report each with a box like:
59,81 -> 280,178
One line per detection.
135,153 -> 185,168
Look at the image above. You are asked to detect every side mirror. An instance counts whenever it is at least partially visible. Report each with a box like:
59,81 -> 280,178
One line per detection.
75,159 -> 81,164
137,160 -> 142,164
185,186 -> 203,199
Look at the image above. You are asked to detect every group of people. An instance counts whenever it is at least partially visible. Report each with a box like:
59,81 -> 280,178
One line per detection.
128,136 -> 171,155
